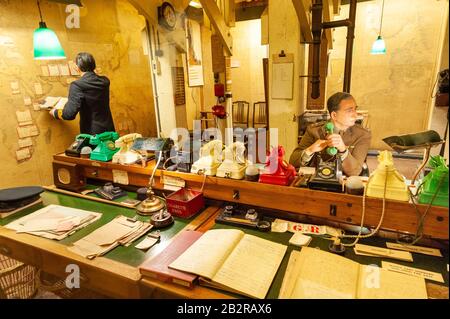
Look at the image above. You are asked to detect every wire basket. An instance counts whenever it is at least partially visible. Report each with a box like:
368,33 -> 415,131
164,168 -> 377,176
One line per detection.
0,253 -> 38,299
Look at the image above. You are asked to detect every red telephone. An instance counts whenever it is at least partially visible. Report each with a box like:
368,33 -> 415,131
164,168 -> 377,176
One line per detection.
258,145 -> 297,186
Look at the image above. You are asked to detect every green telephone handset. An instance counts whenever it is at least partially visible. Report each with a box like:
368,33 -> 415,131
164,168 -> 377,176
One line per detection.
90,131 -> 120,162
324,122 -> 338,156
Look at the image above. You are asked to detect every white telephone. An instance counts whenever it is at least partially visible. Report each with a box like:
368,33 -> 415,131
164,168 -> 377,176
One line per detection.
190,140 -> 224,176
216,141 -> 248,179
112,133 -> 142,165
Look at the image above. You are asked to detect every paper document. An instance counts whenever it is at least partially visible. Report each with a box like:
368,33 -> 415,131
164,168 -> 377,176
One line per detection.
6,204 -> 101,240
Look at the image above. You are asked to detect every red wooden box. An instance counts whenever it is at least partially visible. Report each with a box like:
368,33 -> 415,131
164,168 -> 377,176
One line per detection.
166,188 -> 205,218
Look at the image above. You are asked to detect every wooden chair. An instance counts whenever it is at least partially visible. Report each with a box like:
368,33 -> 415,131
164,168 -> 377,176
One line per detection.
232,101 -> 250,129
252,101 -> 268,129
199,111 -> 216,130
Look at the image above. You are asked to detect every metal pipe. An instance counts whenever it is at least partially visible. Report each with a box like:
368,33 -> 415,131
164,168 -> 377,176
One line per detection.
310,0 -> 323,99
309,0 -> 358,100
343,0 -> 357,93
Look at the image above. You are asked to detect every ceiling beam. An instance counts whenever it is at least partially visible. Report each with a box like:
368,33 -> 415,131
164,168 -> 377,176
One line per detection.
199,0 -> 233,56
292,0 -> 313,43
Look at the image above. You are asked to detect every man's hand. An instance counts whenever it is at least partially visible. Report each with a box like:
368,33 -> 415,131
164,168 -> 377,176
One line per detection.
305,139 -> 328,155
326,134 -> 347,152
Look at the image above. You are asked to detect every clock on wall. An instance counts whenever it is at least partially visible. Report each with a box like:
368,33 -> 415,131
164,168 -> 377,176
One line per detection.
158,2 -> 177,31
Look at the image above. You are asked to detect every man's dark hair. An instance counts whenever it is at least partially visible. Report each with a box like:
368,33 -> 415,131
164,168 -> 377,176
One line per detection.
327,92 -> 354,114
75,52 -> 96,72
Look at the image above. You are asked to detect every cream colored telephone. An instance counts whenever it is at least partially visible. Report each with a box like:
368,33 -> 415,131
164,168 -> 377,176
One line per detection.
190,140 -> 224,176
216,141 -> 248,179
112,133 -> 142,165
366,150 -> 409,201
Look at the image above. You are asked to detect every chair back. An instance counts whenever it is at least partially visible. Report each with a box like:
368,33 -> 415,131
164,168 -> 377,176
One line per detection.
252,101 -> 267,128
232,101 -> 250,128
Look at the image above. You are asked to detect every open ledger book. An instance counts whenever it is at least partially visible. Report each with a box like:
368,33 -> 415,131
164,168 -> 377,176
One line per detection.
169,229 -> 287,299
279,247 -> 428,299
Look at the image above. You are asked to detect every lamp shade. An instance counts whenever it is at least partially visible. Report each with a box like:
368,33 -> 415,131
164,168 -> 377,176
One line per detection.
370,35 -> 386,55
33,23 -> 66,60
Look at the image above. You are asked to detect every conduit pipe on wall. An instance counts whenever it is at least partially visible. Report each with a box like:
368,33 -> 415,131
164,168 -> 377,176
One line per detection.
310,0 -> 357,98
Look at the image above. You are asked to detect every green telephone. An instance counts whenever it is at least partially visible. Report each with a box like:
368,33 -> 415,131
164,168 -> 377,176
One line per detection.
90,131 -> 120,162
324,122 -> 338,156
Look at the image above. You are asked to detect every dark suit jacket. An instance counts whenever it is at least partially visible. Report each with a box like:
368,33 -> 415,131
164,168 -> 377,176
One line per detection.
62,71 -> 115,135
289,122 -> 371,176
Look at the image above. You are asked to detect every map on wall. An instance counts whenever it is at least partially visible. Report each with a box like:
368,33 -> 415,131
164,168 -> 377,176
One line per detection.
185,19 -> 204,87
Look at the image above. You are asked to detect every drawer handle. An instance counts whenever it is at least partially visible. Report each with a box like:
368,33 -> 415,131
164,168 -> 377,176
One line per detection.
0,245 -> 11,256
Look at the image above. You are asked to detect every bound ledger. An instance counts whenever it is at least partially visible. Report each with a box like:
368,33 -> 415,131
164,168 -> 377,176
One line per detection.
279,247 -> 428,299
139,230 -> 203,288
169,229 -> 287,299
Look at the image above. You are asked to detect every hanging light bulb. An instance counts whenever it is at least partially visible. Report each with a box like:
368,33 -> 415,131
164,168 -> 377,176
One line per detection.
33,0 -> 66,60
370,0 -> 386,55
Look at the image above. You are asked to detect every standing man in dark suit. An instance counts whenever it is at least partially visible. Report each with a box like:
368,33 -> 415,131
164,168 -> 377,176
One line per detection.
289,92 -> 371,176
50,52 -> 115,135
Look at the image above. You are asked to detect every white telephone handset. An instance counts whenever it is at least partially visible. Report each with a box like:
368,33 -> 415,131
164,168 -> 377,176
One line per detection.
217,141 -> 248,179
112,133 -> 142,164
191,140 -> 224,176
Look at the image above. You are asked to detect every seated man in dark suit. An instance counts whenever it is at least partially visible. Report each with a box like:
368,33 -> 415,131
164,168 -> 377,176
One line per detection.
289,92 -> 371,177
50,52 -> 115,135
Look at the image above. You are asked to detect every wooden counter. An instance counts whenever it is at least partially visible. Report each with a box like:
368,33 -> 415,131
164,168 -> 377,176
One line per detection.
53,153 -> 449,240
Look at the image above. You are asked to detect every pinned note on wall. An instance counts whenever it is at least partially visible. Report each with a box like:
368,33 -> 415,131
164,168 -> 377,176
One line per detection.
23,96 -> 32,106
48,64 -> 60,76
59,64 -> 70,76
272,52 -> 294,100
18,137 -> 33,148
41,65 -> 50,77
11,81 -> 20,94
16,148 -> 31,162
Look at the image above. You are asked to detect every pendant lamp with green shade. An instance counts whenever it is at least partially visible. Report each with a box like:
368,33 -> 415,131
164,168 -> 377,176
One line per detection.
33,0 -> 66,60
370,0 -> 386,55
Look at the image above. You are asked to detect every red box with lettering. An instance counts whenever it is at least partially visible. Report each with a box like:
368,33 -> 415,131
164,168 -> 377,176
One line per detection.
166,188 -> 205,218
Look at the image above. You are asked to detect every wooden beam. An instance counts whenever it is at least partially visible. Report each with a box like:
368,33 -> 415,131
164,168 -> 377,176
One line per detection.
292,0 -> 313,43
333,0 -> 341,15
199,0 -> 233,56
226,0 -> 235,27
322,0 -> 334,49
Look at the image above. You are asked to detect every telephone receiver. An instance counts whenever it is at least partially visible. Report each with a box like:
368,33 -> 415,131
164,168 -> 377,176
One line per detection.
191,140 -> 224,176
223,141 -> 246,164
324,122 -> 338,156
115,133 -> 142,149
65,133 -> 94,157
112,133 -> 143,165
199,139 -> 224,163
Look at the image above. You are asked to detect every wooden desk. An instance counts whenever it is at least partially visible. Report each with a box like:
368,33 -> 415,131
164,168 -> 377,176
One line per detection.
0,191 -> 222,298
53,153 -> 449,240
1,190 -> 447,299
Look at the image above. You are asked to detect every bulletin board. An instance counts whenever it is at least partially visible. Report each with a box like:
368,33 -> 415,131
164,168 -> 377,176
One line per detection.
271,52 -> 294,100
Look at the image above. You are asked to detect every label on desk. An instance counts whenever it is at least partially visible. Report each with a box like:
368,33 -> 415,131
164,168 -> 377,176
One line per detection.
354,244 -> 413,262
386,243 -> 442,257
382,261 -> 444,283
161,175 -> 185,188
113,169 -> 129,185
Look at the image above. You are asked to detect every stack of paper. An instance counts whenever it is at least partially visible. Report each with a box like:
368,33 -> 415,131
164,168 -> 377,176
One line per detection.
40,96 -> 68,110
6,205 -> 101,240
68,215 -> 152,259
